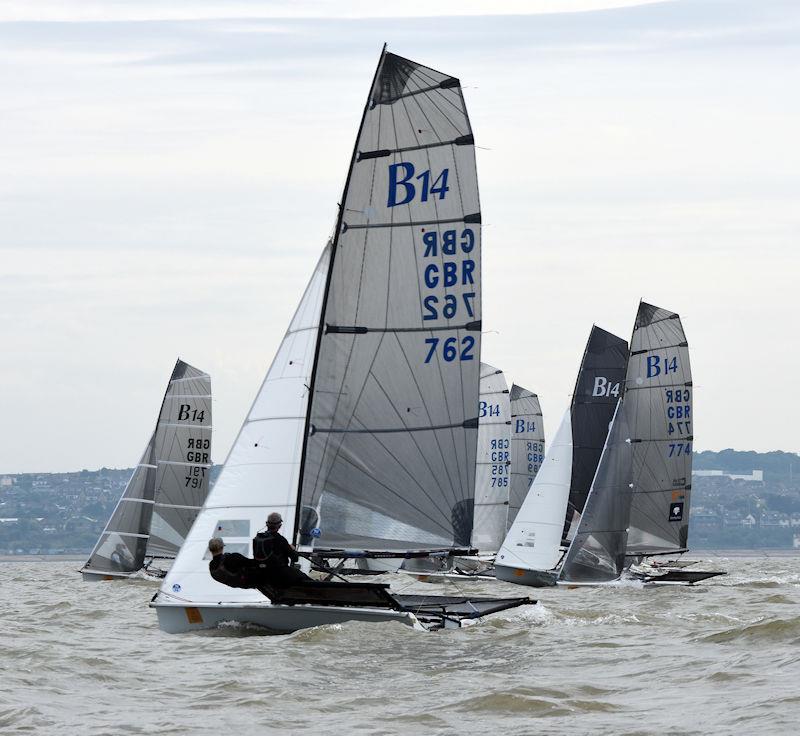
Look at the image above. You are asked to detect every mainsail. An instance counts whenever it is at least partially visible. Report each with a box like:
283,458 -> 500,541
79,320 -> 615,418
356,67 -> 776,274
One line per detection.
147,362 -> 212,558
625,302 -> 692,556
299,50 -> 482,551
81,359 -> 211,577
471,364 -> 511,553
159,48 -> 482,605
507,384 -> 544,530
566,326 -> 628,532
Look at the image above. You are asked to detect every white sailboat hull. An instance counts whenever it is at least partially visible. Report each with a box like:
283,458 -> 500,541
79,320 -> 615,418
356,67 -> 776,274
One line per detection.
152,600 -> 421,635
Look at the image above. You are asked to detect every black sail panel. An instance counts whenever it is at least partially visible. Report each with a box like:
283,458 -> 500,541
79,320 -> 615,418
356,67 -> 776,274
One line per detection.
300,51 -> 481,550
569,326 -> 628,517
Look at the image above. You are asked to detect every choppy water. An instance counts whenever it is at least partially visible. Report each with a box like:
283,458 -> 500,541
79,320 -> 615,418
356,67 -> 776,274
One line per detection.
3,556 -> 800,735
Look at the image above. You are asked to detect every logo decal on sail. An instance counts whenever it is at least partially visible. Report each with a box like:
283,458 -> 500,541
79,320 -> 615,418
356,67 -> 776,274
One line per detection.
669,502 -> 684,522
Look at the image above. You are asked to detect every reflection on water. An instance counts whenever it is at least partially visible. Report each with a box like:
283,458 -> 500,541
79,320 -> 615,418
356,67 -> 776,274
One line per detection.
3,556 -> 800,735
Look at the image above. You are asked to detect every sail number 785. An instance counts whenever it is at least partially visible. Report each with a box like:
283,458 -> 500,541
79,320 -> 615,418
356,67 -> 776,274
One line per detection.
424,336 -> 475,363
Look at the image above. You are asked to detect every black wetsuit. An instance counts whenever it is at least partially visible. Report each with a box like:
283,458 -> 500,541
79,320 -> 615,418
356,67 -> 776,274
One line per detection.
209,552 -> 257,588
252,530 -> 310,587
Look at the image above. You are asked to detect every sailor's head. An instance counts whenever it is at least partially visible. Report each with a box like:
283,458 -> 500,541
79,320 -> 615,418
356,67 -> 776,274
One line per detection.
208,537 -> 224,555
266,512 -> 283,530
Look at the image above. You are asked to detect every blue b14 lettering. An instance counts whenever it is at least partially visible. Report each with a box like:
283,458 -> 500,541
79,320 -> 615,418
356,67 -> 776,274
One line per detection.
388,163 -> 449,207
647,355 -> 678,378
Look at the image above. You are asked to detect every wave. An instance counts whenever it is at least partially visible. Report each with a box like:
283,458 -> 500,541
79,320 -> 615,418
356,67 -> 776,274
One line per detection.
700,616 -> 800,644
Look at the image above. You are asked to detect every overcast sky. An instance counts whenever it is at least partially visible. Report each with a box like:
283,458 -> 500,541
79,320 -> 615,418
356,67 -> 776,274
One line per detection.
1,0 -> 798,473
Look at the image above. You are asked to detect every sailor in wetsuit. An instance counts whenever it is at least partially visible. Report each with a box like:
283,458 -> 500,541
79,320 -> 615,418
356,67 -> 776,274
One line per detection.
207,537 -> 257,588
252,512 -> 311,587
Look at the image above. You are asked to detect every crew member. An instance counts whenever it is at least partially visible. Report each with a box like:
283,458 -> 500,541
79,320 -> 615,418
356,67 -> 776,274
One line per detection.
207,537 -> 257,588
252,512 -> 311,587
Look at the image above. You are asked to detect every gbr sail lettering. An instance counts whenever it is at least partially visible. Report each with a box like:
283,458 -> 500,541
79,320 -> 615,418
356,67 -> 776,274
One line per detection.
421,226 -> 476,364
489,436 -> 509,488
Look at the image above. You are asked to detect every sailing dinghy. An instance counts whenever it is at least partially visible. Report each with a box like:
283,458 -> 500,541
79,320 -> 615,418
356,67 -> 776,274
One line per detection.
507,384 -> 545,531
152,48 -> 533,634
495,326 -> 627,586
81,359 -> 212,581
559,303 -> 725,586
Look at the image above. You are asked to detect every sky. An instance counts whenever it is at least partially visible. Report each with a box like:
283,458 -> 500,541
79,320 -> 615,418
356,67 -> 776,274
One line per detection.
1,0 -> 798,473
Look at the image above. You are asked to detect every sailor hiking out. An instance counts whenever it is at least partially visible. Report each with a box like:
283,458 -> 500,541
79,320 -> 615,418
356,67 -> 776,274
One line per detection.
207,537 -> 258,588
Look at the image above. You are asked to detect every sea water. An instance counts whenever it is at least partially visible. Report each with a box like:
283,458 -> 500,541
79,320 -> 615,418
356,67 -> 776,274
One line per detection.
2,555 -> 799,735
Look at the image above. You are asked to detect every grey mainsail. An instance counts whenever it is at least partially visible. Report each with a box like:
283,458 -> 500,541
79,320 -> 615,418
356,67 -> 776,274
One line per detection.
507,384 -> 544,531
82,439 -> 157,574
81,359 -> 211,577
625,302 -> 692,556
298,50 -> 482,551
566,326 -> 629,531
559,400 -> 632,583
471,364 -> 511,553
147,361 -> 212,558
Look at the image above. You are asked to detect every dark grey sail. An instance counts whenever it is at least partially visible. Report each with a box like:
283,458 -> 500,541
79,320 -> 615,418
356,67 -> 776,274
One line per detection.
566,326 -> 628,529
559,401 -> 633,583
299,49 -> 482,551
625,302 -> 692,556
82,439 -> 157,575
147,361 -> 212,558
81,359 -> 211,578
507,384 -> 544,530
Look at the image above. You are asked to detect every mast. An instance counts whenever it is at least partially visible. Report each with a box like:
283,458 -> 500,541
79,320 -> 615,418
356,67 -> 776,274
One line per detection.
292,45 -> 389,546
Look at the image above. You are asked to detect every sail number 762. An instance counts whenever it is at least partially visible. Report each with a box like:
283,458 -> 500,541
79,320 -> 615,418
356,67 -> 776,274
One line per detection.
424,336 -> 475,363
